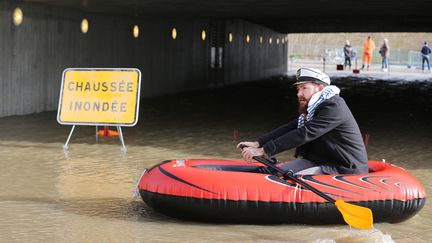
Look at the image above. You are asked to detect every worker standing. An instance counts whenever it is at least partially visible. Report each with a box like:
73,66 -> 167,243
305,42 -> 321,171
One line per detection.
361,36 -> 375,70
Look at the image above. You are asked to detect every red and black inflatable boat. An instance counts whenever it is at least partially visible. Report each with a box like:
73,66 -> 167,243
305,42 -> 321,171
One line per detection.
138,159 -> 426,224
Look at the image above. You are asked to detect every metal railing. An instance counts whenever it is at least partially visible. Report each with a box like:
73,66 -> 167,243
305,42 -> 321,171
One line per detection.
288,43 -> 421,71
408,51 -> 428,69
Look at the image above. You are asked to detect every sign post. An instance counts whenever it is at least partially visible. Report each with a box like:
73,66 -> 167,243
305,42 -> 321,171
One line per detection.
57,68 -> 141,152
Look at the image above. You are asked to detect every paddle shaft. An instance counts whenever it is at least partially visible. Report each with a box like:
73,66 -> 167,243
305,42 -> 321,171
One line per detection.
252,156 -> 336,204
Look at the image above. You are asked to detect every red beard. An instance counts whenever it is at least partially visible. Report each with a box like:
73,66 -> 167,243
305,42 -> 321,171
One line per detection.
298,99 -> 308,114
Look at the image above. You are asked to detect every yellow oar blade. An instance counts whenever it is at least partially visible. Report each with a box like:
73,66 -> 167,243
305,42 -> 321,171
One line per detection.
335,200 -> 373,229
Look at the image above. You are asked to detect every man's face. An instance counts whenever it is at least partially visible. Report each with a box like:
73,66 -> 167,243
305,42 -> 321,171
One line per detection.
296,82 -> 323,114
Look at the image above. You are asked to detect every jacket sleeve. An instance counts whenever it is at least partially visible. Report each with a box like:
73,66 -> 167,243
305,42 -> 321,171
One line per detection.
262,100 -> 345,156
257,119 -> 298,147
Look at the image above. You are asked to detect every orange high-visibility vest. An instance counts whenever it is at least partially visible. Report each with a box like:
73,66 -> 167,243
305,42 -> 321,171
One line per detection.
363,39 -> 375,55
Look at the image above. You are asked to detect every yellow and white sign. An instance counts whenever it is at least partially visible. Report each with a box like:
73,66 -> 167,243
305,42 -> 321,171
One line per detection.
57,68 -> 141,126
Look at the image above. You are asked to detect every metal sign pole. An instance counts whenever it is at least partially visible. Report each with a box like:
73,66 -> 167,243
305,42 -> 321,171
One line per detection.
117,126 -> 126,153
63,125 -> 76,150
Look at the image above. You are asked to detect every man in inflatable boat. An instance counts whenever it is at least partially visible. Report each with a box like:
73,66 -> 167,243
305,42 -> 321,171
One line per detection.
238,67 -> 368,175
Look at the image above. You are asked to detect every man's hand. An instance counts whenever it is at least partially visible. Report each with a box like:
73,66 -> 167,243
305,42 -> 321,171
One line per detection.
241,147 -> 265,162
236,141 -> 259,149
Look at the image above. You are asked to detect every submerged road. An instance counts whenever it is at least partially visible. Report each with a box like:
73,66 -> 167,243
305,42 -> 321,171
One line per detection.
0,75 -> 431,242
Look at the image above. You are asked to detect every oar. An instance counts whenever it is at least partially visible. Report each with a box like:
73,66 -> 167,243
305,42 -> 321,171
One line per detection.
239,146 -> 373,229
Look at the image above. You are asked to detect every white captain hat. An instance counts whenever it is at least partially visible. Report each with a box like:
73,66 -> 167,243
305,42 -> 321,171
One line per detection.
294,68 -> 330,86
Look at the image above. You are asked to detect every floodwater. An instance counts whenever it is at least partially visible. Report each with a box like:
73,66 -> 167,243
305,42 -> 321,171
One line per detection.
1,76 -> 431,242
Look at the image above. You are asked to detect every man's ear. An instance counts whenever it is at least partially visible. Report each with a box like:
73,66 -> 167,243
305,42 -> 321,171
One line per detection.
318,84 -> 325,91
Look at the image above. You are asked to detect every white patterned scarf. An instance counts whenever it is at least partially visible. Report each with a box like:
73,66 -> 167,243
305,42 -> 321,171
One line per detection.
297,85 -> 340,128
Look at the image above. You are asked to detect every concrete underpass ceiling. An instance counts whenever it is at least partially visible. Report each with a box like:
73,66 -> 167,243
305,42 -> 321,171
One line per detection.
20,0 -> 432,33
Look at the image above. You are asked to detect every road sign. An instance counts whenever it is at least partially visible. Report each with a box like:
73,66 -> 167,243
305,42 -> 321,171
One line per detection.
57,68 -> 141,126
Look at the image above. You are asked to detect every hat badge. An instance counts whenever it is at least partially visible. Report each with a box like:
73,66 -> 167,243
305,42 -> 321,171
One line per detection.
296,69 -> 301,79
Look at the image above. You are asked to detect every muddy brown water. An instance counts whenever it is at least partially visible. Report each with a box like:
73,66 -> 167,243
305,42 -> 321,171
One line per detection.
1,76 -> 431,242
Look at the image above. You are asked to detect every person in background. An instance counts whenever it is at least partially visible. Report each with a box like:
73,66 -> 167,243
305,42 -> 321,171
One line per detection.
237,68 -> 368,175
361,36 -> 375,70
421,41 -> 431,72
379,38 -> 390,72
343,40 -> 353,70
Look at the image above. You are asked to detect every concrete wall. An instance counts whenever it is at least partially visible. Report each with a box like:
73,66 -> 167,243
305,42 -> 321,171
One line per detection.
225,20 -> 287,84
0,0 -> 287,117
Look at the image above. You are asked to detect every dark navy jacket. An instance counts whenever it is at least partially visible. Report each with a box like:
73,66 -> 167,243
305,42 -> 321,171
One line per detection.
421,45 -> 431,56
258,95 -> 368,174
